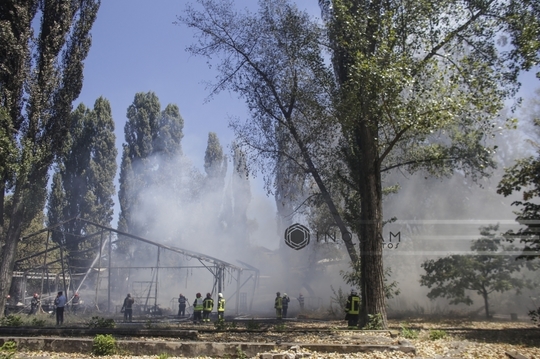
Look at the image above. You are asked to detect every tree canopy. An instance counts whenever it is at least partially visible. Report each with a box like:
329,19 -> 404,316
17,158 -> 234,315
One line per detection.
420,225 -> 534,318
0,0 -> 100,316
180,0 -> 540,328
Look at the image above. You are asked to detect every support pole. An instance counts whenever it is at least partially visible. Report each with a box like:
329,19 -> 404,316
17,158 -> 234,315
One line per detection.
235,269 -> 242,315
155,247 -> 160,310
108,231 -> 112,312
39,231 -> 50,309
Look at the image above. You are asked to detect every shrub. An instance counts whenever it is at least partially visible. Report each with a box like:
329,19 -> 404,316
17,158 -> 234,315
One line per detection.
274,323 -> 286,332
246,319 -> 260,330
364,313 -> 383,330
429,329 -> 447,340
0,315 -> 23,327
157,353 -> 169,359
92,334 -> 116,355
87,316 -> 116,329
0,341 -> 17,359
400,323 -> 418,339
30,318 -> 46,327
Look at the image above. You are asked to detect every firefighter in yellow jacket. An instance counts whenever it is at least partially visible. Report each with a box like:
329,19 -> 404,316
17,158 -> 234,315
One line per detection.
274,292 -> 283,320
193,293 -> 203,323
345,289 -> 360,328
217,293 -> 225,321
202,293 -> 214,322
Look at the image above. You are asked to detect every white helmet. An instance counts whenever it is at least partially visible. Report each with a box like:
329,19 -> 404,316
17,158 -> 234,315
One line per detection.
218,293 -> 223,298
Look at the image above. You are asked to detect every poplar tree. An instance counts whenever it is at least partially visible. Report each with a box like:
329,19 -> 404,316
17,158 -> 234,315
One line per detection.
204,132 -> 227,192
47,98 -> 117,269
117,92 -> 184,248
0,0 -> 100,314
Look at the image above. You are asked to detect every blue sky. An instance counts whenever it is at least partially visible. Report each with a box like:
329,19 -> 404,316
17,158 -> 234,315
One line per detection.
74,0 -> 538,228
75,0 -> 321,172
74,0 -> 321,234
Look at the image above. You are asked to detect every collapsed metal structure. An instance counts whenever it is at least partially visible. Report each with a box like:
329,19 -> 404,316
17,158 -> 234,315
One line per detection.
13,218 -> 259,315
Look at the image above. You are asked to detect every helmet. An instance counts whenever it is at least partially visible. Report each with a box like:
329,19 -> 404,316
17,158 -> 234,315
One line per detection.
283,293 -> 287,297
276,292 -> 281,296
196,293 -> 201,298
127,293 -> 131,297
351,289 -> 357,295
206,293 -> 211,298
218,293 -> 223,298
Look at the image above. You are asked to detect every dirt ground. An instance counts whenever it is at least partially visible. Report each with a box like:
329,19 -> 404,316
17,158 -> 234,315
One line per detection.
9,317 -> 540,358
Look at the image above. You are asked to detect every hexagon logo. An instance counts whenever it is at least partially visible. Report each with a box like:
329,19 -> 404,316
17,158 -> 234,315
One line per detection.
284,223 -> 310,250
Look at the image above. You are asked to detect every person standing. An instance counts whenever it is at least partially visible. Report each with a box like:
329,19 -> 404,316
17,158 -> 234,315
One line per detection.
345,289 -> 360,328
217,293 -> 225,321
202,293 -> 214,322
297,293 -> 305,312
121,293 -> 134,322
274,292 -> 283,320
71,292 -> 80,315
28,293 -> 40,315
282,293 -> 290,318
178,293 -> 187,317
192,293 -> 203,324
54,291 -> 67,326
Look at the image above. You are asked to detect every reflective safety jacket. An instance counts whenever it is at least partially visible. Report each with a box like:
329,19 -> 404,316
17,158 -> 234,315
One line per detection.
193,297 -> 204,311
345,295 -> 360,315
274,296 -> 282,309
203,297 -> 214,312
217,298 -> 225,312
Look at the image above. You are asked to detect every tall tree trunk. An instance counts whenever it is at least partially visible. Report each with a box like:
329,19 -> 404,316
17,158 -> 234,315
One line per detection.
0,189 -> 25,316
483,292 -> 490,319
356,124 -> 387,329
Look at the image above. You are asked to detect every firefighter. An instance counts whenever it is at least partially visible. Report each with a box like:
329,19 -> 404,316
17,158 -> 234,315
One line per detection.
217,293 -> 225,321
28,293 -> 40,315
192,293 -> 203,323
71,292 -> 80,315
297,293 -> 305,312
202,293 -> 214,322
178,293 -> 187,317
121,293 -> 134,322
274,292 -> 282,320
345,289 -> 360,328
282,293 -> 290,318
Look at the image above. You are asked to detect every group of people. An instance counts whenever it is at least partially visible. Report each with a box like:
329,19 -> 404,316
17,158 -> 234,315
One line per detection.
274,292 -> 305,319
187,292 -> 225,323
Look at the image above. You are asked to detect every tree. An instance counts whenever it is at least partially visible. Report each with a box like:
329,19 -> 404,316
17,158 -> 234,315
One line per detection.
204,132 -> 228,191
117,92 -> 184,251
420,225 -> 533,319
498,109 -> 540,260
319,0 -> 540,327
180,0 -> 539,328
47,97 -> 117,269
0,0 -> 100,316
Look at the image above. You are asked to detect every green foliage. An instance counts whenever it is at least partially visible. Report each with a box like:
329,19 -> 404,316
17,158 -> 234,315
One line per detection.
235,347 -> 247,359
341,261 -> 400,300
0,315 -> 23,327
498,118 -> 540,260
529,307 -> 540,327
429,330 -> 447,340
29,318 -> 46,327
420,225 -> 532,318
0,0 -> 101,314
400,323 -> 419,339
273,323 -> 286,332
363,313 -> 383,330
0,341 -> 17,359
214,319 -> 228,331
245,319 -> 260,330
157,353 -> 170,359
145,319 -> 156,329
87,316 -> 116,329
92,334 -> 116,356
